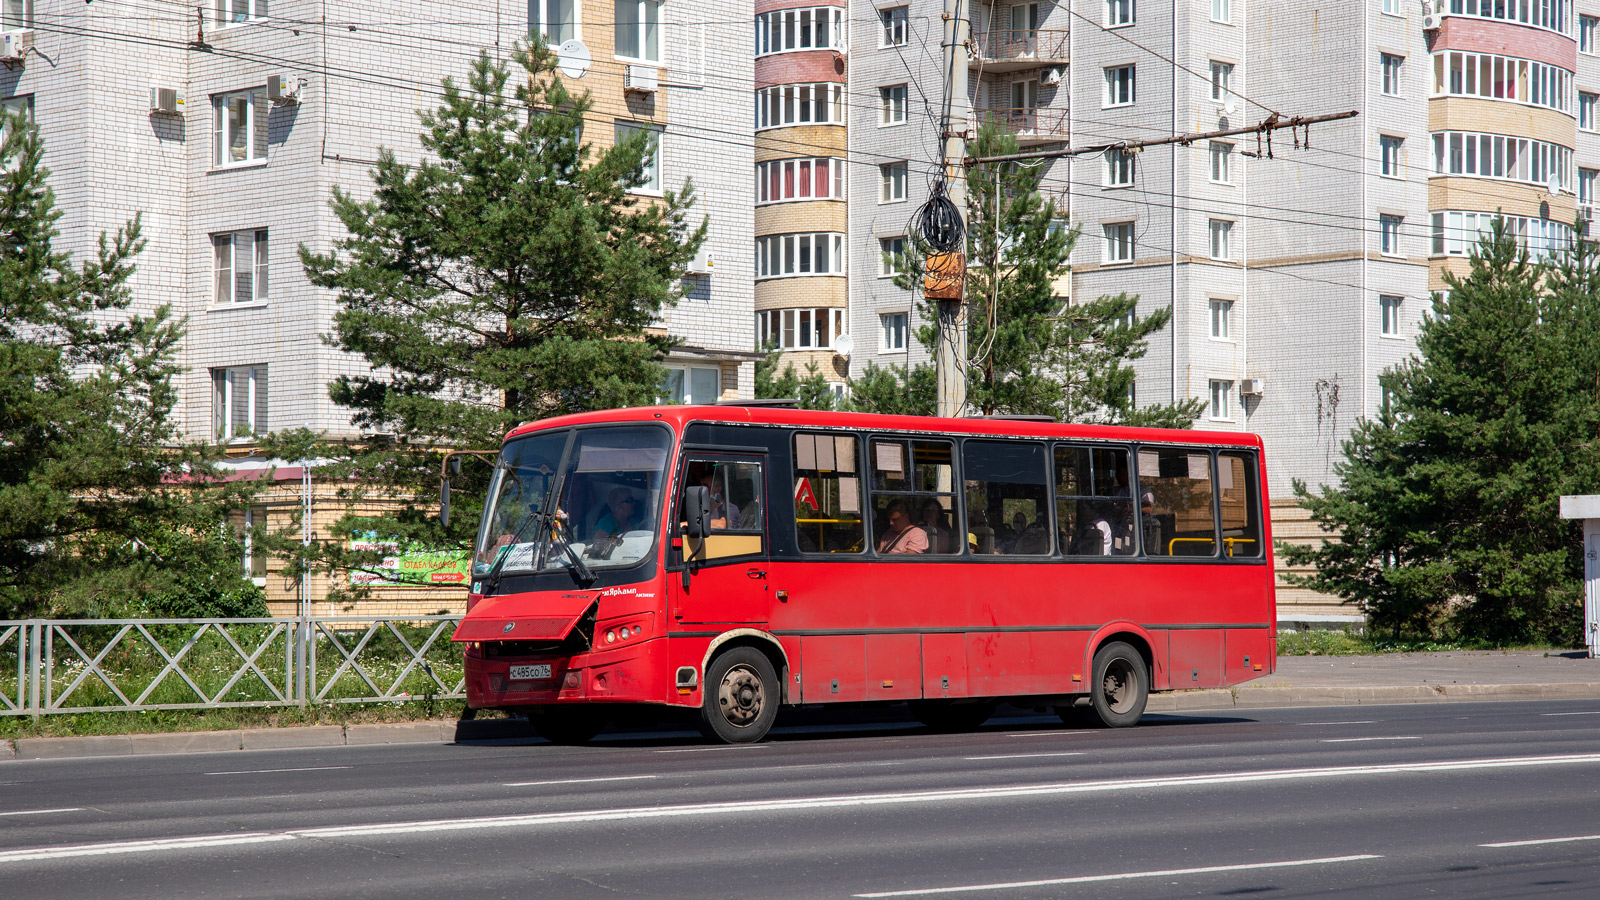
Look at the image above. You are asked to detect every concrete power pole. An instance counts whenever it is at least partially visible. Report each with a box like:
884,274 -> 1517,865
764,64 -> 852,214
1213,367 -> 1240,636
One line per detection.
931,0 -> 970,419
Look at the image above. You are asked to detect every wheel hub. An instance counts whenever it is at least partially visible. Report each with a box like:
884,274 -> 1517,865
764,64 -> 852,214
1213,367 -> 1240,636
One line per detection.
718,665 -> 764,726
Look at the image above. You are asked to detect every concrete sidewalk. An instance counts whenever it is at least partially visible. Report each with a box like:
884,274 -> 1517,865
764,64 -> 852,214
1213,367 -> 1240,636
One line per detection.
4,651 -> 1598,762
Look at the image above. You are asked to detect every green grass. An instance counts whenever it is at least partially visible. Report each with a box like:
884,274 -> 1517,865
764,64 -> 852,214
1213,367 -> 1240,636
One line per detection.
1275,629 -> 1373,656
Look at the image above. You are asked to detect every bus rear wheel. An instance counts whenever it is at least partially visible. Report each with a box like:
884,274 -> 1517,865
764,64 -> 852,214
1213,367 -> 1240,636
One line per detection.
700,647 -> 779,744
1089,641 -> 1148,728
908,699 -> 996,732
533,707 -> 606,745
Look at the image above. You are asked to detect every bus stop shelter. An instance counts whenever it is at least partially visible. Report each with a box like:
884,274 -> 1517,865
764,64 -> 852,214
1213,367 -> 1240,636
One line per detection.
1558,495 -> 1600,658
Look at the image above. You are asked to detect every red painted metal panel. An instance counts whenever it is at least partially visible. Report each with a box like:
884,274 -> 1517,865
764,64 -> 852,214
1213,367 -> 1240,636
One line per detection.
801,634 -> 867,702
921,633 -> 967,698
865,633 -> 922,700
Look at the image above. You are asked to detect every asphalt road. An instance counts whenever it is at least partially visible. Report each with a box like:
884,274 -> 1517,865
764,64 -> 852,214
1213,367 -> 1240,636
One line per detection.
4,701 -> 1600,899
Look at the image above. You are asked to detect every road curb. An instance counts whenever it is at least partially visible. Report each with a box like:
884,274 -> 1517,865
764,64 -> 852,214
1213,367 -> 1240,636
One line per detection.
5,682 -> 1600,761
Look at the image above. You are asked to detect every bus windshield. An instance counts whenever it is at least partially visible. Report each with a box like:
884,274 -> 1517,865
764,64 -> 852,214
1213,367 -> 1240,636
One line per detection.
473,426 -> 672,579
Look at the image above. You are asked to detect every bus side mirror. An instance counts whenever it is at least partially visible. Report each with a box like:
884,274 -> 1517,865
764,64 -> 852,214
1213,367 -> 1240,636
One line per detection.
440,477 -> 450,528
683,486 -> 710,539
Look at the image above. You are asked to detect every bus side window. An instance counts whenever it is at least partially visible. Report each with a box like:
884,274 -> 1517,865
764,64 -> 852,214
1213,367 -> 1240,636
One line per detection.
793,432 -> 865,553
1055,444 -> 1136,557
1138,448 -> 1218,557
1217,452 -> 1263,558
964,440 -> 1050,556
869,439 -> 958,555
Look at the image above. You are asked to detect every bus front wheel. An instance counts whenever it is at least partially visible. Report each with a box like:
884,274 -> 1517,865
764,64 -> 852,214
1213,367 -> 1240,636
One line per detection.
700,647 -> 779,744
1089,641 -> 1148,728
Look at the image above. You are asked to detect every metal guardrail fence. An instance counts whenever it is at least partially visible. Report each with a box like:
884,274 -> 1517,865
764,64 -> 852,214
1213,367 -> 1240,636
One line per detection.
0,616 -> 464,717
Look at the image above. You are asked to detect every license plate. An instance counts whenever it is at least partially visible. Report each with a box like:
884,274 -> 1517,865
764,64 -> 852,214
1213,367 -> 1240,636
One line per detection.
509,664 -> 552,681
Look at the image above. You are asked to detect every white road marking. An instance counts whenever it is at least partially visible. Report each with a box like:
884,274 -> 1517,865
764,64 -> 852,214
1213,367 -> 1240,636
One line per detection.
0,834 -> 296,863
655,744 -> 770,753
504,775 -> 658,787
1321,736 -> 1419,743
1007,732 -> 1084,738
0,808 -> 83,818
6,752 -> 1600,864
851,854 -> 1385,897
1481,834 -> 1600,848
964,752 -> 1085,761
1541,711 -> 1600,717
205,766 -> 353,776
1301,721 -> 1377,726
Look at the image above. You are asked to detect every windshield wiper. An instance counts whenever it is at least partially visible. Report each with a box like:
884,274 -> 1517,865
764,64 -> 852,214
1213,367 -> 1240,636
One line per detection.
483,506 -> 546,594
533,474 -> 596,586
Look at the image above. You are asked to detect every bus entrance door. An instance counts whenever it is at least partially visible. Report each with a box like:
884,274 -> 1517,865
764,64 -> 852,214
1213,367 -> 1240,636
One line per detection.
673,454 -> 771,624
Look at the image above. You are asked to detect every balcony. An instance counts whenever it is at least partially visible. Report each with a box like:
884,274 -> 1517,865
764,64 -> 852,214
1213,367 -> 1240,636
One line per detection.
978,106 -> 1069,146
969,29 -> 1069,74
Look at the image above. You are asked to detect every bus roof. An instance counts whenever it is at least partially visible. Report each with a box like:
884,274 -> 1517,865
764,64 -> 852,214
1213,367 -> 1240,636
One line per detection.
504,406 -> 1265,450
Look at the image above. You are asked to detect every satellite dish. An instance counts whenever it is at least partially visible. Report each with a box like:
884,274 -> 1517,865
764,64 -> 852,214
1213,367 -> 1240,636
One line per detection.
557,39 -> 591,79
1223,95 -> 1237,116
1548,174 -> 1561,196
833,333 -> 854,358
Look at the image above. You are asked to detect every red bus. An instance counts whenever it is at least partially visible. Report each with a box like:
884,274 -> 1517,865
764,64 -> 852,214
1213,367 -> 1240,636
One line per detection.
452,405 -> 1276,744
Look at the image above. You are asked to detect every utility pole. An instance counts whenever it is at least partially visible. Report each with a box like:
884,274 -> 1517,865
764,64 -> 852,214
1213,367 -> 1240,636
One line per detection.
930,0 -> 970,419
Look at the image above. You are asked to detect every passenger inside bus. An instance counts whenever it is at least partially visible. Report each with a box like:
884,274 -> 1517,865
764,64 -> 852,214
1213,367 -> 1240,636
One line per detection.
588,487 -> 640,559
876,501 -> 928,554
919,498 -> 955,553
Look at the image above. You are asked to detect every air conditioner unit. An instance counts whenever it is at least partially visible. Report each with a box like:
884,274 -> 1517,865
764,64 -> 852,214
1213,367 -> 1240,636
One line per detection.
1041,66 -> 1063,86
687,245 -> 714,275
266,73 -> 299,104
1422,13 -> 1443,30
1583,205 -> 1595,236
149,86 -> 184,116
1,31 -> 33,63
625,65 -> 659,94
1240,378 -> 1266,397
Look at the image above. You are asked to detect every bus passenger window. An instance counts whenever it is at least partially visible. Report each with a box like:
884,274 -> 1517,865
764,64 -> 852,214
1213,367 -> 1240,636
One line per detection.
1055,445 -> 1137,557
869,439 -> 959,555
1217,452 -> 1263,558
1138,449 -> 1218,557
964,440 -> 1050,556
686,461 -> 762,532
793,433 -> 865,553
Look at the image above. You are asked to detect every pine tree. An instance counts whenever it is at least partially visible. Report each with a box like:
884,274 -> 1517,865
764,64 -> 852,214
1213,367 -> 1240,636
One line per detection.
859,125 -> 1199,425
1282,220 -> 1599,643
278,41 -> 705,592
0,107 -> 264,617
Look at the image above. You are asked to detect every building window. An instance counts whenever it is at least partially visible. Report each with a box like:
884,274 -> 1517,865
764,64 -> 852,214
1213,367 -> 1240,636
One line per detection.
1442,0 -> 1573,33
880,6 -> 907,47
1580,167 -> 1597,207
615,122 -> 661,193
1210,141 -> 1233,184
1382,0 -> 1400,13
879,237 -> 908,277
1584,15 -> 1599,53
614,0 -> 661,62
664,365 -> 721,404
213,89 -> 267,167
1210,298 -> 1233,340
1430,131 -> 1572,192
1583,93 -> 1598,131
1103,65 -> 1135,107
1209,219 -> 1232,260
1106,0 -> 1134,27
1104,148 -> 1134,187
237,507 -> 268,582
756,232 -> 847,278
880,85 -> 908,125
1432,51 -> 1572,115
1103,222 -> 1134,263
756,83 -> 846,129
1,94 -> 30,136
757,308 -> 844,350
880,161 -> 907,203
1210,61 -> 1233,104
1010,79 -> 1039,113
212,230 -> 269,305
1380,135 -> 1403,178
1209,380 -> 1232,420
2,0 -> 31,30
212,365 -> 268,441
881,312 -> 908,351
1431,210 -> 1574,260
1381,53 -> 1402,96
533,0 -> 577,44
215,0 -> 266,26
758,157 -> 845,204
1380,295 -> 1402,336
1211,0 -> 1230,25
1380,215 -> 1403,256
758,6 -> 846,55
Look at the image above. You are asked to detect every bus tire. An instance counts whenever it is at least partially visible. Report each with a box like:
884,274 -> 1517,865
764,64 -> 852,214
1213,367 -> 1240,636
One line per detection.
1089,641 -> 1148,728
700,647 -> 779,744
908,699 -> 996,732
534,707 -> 606,745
